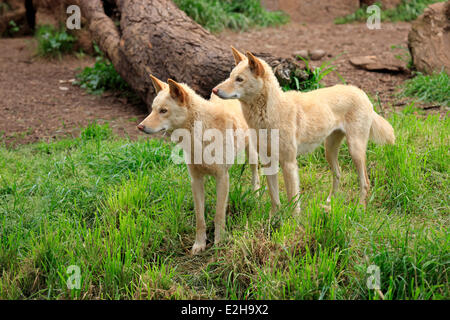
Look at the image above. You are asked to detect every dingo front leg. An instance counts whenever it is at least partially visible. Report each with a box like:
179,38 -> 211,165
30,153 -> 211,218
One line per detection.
264,167 -> 281,215
190,173 -> 207,255
281,160 -> 301,215
250,163 -> 261,192
214,171 -> 229,245
246,138 -> 261,192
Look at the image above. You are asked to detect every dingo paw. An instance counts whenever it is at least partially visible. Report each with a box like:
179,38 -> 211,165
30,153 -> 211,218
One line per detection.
214,235 -> 224,246
191,241 -> 206,255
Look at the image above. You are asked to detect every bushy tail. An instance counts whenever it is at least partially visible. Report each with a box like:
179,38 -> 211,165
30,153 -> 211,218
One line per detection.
370,112 -> 395,145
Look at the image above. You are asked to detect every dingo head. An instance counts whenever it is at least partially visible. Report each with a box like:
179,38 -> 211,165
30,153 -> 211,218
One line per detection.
213,47 -> 266,102
137,75 -> 189,134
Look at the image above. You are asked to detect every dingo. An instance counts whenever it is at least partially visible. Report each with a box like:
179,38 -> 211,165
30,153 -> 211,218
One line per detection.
213,47 -> 395,213
138,75 -> 260,254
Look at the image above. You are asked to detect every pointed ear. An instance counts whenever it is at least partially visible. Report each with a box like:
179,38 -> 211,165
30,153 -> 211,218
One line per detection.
231,46 -> 246,66
168,79 -> 188,106
246,51 -> 265,77
149,74 -> 167,94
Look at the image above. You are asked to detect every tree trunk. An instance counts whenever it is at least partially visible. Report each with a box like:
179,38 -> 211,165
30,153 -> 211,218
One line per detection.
79,0 -> 303,111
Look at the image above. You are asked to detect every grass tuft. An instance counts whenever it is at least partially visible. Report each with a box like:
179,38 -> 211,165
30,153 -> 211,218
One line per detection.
283,57 -> 345,92
173,0 -> 289,32
74,57 -> 131,95
35,25 -> 76,58
401,71 -> 450,107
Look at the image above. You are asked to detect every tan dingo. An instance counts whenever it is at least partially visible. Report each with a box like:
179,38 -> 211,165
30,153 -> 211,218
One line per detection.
138,75 -> 260,254
213,47 -> 395,213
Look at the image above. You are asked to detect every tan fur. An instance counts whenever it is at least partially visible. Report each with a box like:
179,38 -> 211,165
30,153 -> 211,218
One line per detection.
214,48 -> 395,212
139,76 -> 260,254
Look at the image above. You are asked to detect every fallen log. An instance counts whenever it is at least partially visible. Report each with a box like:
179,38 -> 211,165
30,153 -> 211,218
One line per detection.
78,0 -> 303,111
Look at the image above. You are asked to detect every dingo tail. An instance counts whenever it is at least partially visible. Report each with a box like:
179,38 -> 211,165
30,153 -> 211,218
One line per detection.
370,112 -> 395,145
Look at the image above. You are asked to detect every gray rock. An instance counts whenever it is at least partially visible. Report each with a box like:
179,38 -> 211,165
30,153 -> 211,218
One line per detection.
309,49 -> 326,61
349,55 -> 405,73
293,50 -> 309,60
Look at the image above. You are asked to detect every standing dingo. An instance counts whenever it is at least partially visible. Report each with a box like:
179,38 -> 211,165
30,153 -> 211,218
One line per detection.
138,75 -> 260,254
213,47 -> 395,213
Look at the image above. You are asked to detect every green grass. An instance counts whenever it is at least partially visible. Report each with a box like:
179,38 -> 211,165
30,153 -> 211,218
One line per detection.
173,0 -> 289,32
73,45 -> 137,98
282,57 -> 345,92
335,0 -> 447,24
35,25 -> 76,58
0,112 -> 448,299
401,71 -> 450,107
74,57 -> 131,95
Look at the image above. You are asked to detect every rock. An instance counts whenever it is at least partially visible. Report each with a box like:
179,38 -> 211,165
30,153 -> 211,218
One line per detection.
293,50 -> 309,60
349,55 -> 405,73
309,49 -> 326,61
349,56 -> 377,66
408,2 -> 450,75
293,49 -> 327,61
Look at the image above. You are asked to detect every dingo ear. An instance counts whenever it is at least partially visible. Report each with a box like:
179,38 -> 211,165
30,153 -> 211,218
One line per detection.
168,79 -> 188,106
246,51 -> 265,77
150,74 -> 167,94
231,46 -> 246,65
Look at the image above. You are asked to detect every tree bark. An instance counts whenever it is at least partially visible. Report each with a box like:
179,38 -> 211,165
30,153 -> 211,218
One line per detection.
79,0 -> 303,111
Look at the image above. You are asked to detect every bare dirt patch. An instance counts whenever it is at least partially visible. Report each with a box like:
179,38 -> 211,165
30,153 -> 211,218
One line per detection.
0,21 -> 442,147
0,37 -> 147,146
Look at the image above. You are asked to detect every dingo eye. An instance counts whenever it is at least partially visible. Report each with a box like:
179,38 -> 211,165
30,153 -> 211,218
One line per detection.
236,76 -> 244,82
160,108 -> 168,114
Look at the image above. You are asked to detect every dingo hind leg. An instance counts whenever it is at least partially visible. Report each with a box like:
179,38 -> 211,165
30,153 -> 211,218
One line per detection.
346,130 -> 370,206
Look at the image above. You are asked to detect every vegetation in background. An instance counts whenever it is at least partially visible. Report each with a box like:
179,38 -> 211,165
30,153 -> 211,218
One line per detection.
74,57 -> 131,95
0,112 -> 448,299
401,71 -> 450,106
73,45 -> 134,99
173,0 -> 289,32
3,20 -> 20,37
1,18 -> 20,37
282,57 -> 345,92
35,25 -> 76,58
335,0 -> 447,24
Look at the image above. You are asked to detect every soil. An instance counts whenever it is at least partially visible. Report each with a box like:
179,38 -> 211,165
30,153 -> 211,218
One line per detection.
0,21 -> 443,147
0,37 -> 148,146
